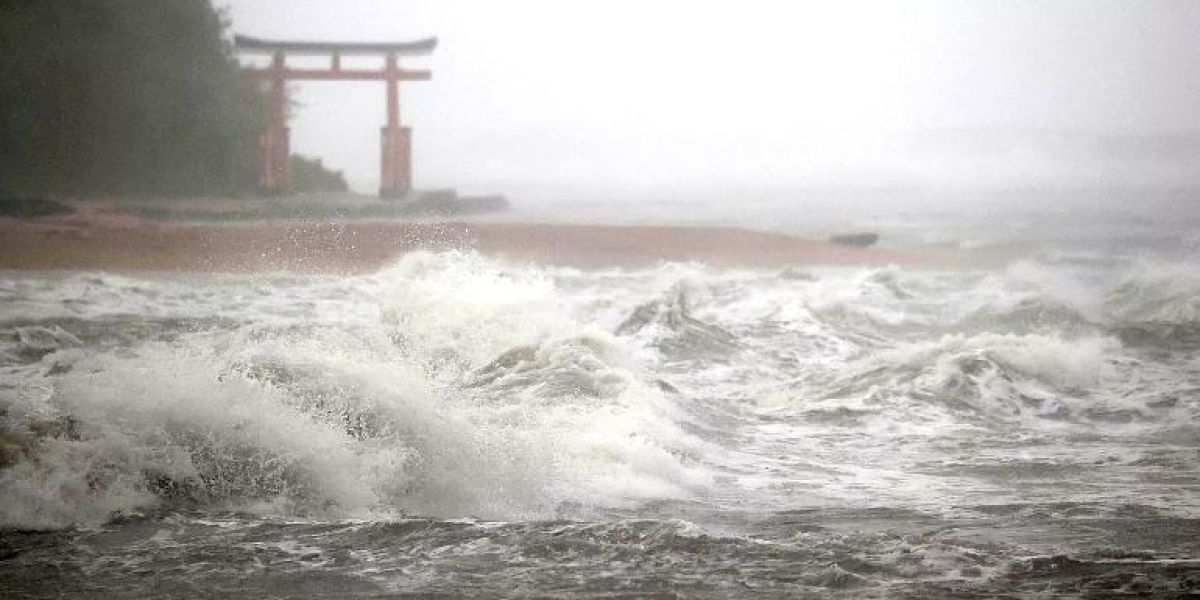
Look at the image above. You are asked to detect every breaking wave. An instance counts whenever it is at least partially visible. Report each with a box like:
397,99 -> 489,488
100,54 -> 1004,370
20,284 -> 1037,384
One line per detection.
2,252 -> 1198,531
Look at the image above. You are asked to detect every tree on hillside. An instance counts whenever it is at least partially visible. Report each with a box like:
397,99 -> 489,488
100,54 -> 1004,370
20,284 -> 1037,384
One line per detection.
0,0 -> 261,196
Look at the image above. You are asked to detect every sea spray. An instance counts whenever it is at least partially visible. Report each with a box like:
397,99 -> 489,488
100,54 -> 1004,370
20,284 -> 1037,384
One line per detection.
1,250 -> 1198,596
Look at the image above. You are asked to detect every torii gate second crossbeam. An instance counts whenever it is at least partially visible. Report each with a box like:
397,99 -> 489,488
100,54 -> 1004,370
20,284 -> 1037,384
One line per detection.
235,34 -> 436,198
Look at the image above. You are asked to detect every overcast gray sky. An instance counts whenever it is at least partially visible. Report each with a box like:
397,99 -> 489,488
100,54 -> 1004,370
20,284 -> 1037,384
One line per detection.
222,0 -> 1200,194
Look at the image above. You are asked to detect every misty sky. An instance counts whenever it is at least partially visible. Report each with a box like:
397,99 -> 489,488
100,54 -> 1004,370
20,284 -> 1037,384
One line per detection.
223,0 -> 1200,194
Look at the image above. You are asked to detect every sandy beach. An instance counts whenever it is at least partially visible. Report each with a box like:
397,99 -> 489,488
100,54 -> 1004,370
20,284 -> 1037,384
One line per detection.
0,201 -> 939,274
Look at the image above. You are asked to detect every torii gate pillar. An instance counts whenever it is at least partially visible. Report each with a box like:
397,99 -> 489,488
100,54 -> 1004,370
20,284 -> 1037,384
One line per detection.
380,54 -> 412,198
259,51 -> 291,194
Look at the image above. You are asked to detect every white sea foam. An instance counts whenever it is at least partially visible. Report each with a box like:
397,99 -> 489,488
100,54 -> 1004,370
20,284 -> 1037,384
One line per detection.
2,250 -> 1198,528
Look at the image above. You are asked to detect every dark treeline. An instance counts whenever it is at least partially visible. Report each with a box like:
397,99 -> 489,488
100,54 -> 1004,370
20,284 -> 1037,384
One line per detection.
290,155 -> 349,193
0,0 -> 260,197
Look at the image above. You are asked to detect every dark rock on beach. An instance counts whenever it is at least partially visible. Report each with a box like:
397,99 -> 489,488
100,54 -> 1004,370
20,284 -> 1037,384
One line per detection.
828,232 -> 880,247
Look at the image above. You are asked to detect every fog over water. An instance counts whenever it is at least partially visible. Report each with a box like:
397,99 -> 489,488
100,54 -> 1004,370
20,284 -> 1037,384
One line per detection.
225,0 -> 1200,197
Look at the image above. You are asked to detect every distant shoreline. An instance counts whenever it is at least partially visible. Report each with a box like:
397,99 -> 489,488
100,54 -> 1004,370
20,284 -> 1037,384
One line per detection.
0,200 -> 947,274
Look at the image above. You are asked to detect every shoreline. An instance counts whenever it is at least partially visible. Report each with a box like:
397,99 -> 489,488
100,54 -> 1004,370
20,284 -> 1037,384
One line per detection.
0,205 -> 950,275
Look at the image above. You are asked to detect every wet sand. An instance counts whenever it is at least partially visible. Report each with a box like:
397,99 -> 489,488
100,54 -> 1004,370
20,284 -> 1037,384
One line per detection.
0,206 -> 939,274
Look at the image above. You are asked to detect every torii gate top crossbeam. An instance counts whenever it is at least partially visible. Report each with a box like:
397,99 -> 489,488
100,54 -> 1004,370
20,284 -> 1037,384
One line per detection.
234,34 -> 433,82
234,34 -> 437,56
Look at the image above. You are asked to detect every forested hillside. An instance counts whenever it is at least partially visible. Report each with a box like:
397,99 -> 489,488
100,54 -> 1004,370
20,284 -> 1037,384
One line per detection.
0,0 -> 259,196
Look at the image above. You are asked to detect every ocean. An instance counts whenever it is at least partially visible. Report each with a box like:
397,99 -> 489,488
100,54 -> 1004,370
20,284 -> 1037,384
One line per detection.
2,188 -> 1199,598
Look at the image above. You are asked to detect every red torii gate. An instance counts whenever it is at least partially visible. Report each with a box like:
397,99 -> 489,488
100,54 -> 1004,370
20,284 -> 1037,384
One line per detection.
234,35 -> 436,198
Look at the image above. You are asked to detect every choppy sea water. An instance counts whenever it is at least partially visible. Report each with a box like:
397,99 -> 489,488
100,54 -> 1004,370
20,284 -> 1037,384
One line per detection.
3,203 -> 1200,597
